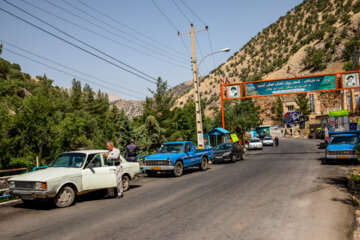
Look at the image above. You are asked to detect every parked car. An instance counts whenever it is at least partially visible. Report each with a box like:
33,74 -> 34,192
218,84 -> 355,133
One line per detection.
248,138 -> 263,150
143,141 -> 213,177
324,131 -> 360,164
8,150 -> 141,207
212,142 -> 245,163
262,136 -> 274,146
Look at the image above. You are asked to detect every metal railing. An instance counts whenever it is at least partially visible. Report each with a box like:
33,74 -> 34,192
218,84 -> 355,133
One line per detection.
0,168 -> 29,199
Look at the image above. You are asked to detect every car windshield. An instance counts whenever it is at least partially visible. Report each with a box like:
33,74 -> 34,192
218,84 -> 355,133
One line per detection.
250,139 -> 261,143
49,153 -> 86,168
158,144 -> 184,153
330,136 -> 357,145
264,137 -> 272,140
216,143 -> 233,150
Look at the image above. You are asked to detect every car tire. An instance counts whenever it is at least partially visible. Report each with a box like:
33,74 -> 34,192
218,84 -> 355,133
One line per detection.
200,157 -> 208,170
230,154 -> 236,163
54,186 -> 75,208
146,170 -> 157,177
122,175 -> 130,192
173,161 -> 184,177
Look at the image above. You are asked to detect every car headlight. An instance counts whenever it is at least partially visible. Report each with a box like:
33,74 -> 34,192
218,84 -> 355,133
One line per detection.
223,152 -> 231,156
35,182 -> 47,190
167,158 -> 172,165
8,181 -> 15,189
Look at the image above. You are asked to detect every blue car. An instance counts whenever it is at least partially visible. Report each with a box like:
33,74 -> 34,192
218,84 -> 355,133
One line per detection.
324,131 -> 359,164
143,141 -> 213,177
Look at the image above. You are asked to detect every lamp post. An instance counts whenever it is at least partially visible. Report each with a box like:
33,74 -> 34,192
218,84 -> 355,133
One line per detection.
192,45 -> 230,149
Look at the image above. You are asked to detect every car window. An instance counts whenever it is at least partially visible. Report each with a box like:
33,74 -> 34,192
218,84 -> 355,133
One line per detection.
264,137 -> 272,140
250,139 -> 260,143
86,154 -> 103,168
330,136 -> 357,145
158,144 -> 184,153
50,153 -> 86,168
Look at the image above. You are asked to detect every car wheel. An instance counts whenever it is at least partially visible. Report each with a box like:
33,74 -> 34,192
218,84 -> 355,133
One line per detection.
173,161 -> 184,177
146,170 -> 157,177
54,186 -> 75,208
199,157 -> 208,170
122,175 -> 130,192
230,154 -> 236,163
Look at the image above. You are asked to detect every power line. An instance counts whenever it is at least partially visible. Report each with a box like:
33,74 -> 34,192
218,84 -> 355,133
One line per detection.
42,0 -> 188,66
76,0 -> 189,58
0,39 -> 146,97
2,1 -> 163,86
195,34 -> 210,74
3,47 -> 143,100
152,0 -> 192,57
60,0 -> 189,64
172,0 -> 191,23
207,29 -> 217,70
19,0 -> 189,70
179,0 -> 207,26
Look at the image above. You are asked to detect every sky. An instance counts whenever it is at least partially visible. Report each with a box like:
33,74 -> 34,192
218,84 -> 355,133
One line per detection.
0,0 -> 303,100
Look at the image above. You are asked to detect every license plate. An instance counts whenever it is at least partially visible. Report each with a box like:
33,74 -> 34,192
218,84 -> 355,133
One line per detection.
215,156 -> 222,159
152,167 -> 162,170
20,194 -> 34,200
337,156 -> 348,159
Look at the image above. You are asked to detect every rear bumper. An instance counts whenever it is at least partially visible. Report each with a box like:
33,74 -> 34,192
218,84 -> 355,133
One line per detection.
9,189 -> 57,199
143,166 -> 174,171
263,142 -> 273,146
325,155 -> 357,160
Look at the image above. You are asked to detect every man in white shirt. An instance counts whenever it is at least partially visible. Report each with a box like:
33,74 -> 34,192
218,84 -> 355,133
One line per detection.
103,141 -> 123,198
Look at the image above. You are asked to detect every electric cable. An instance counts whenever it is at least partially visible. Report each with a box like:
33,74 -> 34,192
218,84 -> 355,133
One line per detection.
76,0 -> 188,58
3,47 -> 143,100
1,39 -> 145,96
60,0 -> 189,64
42,0 -> 188,66
179,0 -> 207,26
2,1 -> 164,86
20,0 -> 190,70
172,0 -> 191,23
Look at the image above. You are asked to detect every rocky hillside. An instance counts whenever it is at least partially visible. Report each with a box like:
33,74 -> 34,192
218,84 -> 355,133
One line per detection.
175,0 -> 360,122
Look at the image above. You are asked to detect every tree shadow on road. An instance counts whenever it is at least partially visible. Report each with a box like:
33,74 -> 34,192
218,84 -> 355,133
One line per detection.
317,176 -> 355,206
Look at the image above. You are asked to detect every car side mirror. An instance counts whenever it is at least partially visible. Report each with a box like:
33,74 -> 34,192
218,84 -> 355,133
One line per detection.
87,163 -> 94,169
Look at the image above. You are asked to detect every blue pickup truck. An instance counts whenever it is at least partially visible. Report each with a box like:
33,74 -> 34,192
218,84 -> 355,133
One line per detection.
323,131 -> 360,164
143,141 -> 213,177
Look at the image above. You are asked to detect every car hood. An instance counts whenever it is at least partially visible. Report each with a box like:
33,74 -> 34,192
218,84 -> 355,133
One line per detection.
327,144 -> 355,151
146,153 -> 183,160
9,167 -> 81,182
213,149 -> 231,155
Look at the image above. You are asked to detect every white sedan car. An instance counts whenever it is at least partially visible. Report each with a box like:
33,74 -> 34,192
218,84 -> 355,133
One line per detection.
262,136 -> 274,146
8,150 -> 140,207
248,138 -> 263,150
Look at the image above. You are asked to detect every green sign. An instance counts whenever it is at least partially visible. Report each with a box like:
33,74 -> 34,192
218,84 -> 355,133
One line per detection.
245,75 -> 336,97
329,110 -> 349,117
230,133 -> 239,142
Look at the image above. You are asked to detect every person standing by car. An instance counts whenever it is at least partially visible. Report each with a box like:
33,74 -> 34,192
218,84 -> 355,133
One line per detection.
103,141 -> 123,198
124,139 -> 139,162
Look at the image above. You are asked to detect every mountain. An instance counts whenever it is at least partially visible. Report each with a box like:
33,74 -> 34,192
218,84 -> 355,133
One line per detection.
174,0 -> 360,122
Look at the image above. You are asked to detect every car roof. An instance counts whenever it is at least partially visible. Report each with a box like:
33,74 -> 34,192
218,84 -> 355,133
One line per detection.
62,150 -> 108,154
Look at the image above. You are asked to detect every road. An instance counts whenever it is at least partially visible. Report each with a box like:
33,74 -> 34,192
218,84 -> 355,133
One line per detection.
0,138 -> 354,240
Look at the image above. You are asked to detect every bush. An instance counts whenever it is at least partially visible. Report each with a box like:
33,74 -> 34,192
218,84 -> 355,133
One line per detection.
343,61 -> 353,71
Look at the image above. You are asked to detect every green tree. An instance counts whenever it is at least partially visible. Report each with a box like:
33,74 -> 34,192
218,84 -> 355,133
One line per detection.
272,96 -> 284,124
71,78 -> 82,110
294,93 -> 312,116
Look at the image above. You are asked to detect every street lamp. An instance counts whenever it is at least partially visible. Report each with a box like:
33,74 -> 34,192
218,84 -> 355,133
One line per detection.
193,47 -> 230,149
198,48 -> 230,71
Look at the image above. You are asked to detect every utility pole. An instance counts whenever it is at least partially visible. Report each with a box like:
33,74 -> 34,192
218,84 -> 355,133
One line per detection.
179,24 -> 207,149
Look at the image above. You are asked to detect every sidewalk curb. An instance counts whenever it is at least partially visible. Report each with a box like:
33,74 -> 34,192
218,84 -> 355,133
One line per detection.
0,199 -> 21,207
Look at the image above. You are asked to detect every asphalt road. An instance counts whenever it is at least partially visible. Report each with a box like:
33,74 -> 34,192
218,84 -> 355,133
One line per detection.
0,138 -> 355,240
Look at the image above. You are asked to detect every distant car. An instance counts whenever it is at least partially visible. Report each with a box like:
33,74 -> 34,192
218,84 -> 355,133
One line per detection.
8,150 -> 141,207
212,142 -> 245,163
248,138 -> 263,150
262,136 -> 274,146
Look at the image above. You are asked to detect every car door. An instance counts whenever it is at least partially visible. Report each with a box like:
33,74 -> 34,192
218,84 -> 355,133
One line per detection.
183,143 -> 194,167
82,153 -> 116,191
